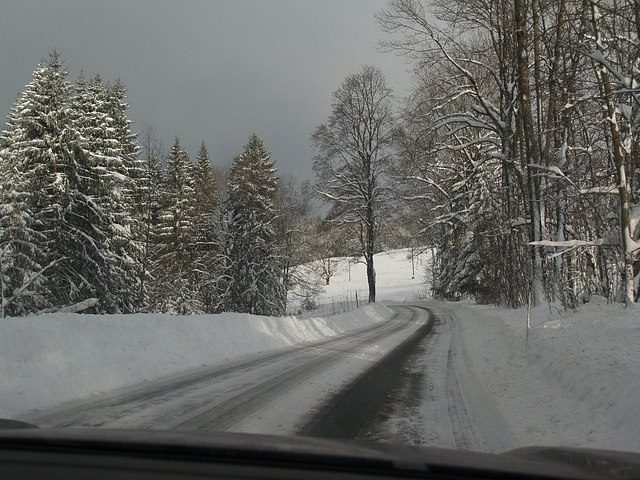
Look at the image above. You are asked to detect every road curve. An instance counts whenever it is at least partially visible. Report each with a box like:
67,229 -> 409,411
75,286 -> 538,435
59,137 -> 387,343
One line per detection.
21,305 -> 426,433
378,302 -> 519,453
297,305 -> 435,439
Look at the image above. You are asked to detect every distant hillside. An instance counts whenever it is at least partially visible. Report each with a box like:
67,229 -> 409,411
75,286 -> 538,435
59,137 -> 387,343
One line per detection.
290,248 -> 433,315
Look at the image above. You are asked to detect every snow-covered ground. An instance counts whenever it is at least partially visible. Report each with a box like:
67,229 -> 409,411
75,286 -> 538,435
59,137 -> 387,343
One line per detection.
381,298 -> 640,453
448,298 -> 640,452
2,247 -> 639,454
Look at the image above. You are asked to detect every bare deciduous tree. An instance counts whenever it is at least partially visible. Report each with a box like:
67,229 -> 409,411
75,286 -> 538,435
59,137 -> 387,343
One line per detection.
312,65 -> 396,303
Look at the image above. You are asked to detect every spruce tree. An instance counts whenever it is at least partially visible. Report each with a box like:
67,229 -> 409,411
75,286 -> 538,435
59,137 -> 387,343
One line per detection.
0,50 -> 76,314
104,79 -> 143,312
194,141 -> 219,221
52,72 -> 112,311
0,52 -> 143,315
193,141 -> 221,312
154,137 -> 198,313
222,134 -> 285,316
69,74 -> 142,312
136,124 -> 164,310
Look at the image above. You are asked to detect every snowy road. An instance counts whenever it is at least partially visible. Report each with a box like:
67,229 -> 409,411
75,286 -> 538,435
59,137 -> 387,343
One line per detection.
22,305 -> 428,435
298,305 -> 435,439
382,302 -> 518,453
21,302 -> 519,451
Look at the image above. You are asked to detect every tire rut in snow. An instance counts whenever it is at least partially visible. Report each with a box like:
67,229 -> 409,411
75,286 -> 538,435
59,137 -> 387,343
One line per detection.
24,348 -> 303,428
445,310 -> 518,452
445,333 -> 484,450
296,305 -> 435,440
389,307 -> 517,453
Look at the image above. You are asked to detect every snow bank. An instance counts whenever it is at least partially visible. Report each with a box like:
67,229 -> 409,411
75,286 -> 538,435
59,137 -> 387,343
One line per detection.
455,298 -> 640,452
0,303 -> 393,419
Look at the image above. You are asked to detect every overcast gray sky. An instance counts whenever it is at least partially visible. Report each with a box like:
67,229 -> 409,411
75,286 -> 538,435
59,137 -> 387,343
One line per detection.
0,0 -> 411,182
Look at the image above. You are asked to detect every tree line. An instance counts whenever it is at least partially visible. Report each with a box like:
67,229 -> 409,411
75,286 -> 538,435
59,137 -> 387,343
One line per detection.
300,0 -> 640,310
0,51 -> 302,316
5,0 -> 640,319
374,0 -> 640,307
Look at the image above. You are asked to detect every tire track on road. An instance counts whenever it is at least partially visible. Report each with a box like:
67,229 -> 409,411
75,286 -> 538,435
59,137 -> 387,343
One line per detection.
296,305 -> 435,439
446,310 -> 517,452
384,304 -> 518,453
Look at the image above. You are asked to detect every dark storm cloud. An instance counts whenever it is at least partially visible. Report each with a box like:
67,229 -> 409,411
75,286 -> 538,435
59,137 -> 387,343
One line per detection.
0,0 -> 410,181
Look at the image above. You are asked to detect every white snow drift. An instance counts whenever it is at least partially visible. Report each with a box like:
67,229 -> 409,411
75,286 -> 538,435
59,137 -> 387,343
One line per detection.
0,304 -> 392,419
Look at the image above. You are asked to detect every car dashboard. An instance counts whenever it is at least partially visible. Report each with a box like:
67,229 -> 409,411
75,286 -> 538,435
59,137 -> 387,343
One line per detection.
1,427 -> 640,480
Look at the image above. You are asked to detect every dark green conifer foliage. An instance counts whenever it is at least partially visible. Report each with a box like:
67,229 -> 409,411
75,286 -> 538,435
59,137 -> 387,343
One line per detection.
193,141 -> 221,312
153,137 -> 199,314
223,134 -> 285,316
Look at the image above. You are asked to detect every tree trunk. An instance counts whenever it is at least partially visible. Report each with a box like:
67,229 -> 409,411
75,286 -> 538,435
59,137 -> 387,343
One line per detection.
366,251 -> 376,304
590,2 -> 635,304
366,205 -> 376,303
514,0 -> 545,306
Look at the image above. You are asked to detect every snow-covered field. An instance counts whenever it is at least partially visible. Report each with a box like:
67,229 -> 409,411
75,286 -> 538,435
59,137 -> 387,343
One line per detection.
2,247 -> 639,454
290,248 -> 432,314
319,248 -> 432,304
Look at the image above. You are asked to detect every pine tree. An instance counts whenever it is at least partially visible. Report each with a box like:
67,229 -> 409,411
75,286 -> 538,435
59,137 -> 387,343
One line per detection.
222,134 -> 285,316
0,51 -> 143,315
104,79 -> 143,312
0,50 -> 77,314
0,152 -> 48,315
136,123 -> 164,310
153,137 -> 198,313
193,141 -> 221,311
69,74 -> 143,312
0,51 -> 145,315
194,141 -> 219,218
54,72 -> 114,311
434,165 -> 501,303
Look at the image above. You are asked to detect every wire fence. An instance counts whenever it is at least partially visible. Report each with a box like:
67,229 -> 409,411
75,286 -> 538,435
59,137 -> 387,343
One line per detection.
320,290 -> 361,317
293,290 -> 363,319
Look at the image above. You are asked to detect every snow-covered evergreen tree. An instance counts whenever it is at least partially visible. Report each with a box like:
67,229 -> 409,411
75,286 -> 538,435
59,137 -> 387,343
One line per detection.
433,164 -> 504,304
153,137 -> 199,314
0,52 -> 143,315
103,79 -> 143,312
193,141 -> 221,312
53,72 -> 115,311
221,134 -> 285,316
0,151 -> 49,316
0,51 -> 78,314
69,74 -> 142,312
135,123 -> 164,310
194,141 -> 218,217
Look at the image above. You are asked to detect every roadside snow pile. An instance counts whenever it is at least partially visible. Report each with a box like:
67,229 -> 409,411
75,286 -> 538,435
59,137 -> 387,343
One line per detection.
458,297 -> 640,452
0,303 -> 393,419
